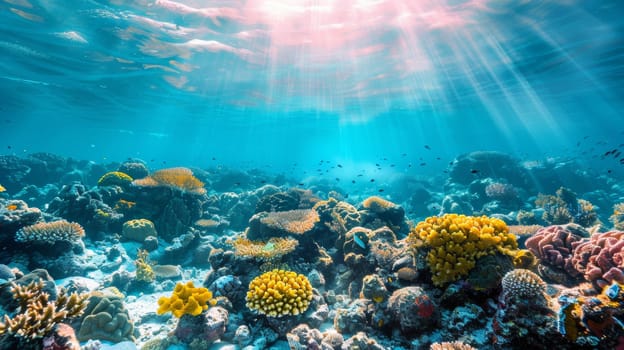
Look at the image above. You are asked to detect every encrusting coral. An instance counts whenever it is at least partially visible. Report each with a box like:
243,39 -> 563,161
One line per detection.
157,281 -> 217,318
409,214 -> 518,286
132,167 -> 206,195
0,280 -> 87,340
246,269 -> 313,317
15,220 -> 85,243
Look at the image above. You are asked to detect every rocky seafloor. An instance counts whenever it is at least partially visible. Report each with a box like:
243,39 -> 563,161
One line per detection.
1,151 -> 624,350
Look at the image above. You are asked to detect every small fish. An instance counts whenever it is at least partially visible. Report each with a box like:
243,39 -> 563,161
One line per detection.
401,153 -> 407,156
370,179 -> 375,182
424,145 -> 431,150
471,169 -> 479,174
620,158 -> 624,164
351,180 -> 355,184
378,189 -> 384,192
298,183 -> 304,186
605,150 -> 615,156
357,174 -> 363,177
614,151 -> 622,158
420,162 -> 426,166
260,180 -> 266,183
7,145 -> 10,149
375,163 -> 380,167
608,170 -> 612,174
335,178 -> 340,181
408,164 -> 412,167
390,164 -> 395,167
353,232 -> 367,249
337,164 -> 343,168
212,157 -> 216,160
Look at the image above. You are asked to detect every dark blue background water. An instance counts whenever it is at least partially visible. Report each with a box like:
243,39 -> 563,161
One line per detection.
1,0 -> 623,179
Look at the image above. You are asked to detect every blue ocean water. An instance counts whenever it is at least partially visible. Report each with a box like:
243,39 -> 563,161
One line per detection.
1,0 -> 623,177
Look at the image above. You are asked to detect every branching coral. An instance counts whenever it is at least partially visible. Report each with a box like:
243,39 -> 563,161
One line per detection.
535,187 -> 598,227
409,214 -> 518,286
135,249 -> 155,283
229,236 -> 298,261
610,203 -> 624,230
15,220 -> 85,243
246,269 -> 313,317
133,167 -> 206,195
157,281 -> 216,318
0,280 -> 87,340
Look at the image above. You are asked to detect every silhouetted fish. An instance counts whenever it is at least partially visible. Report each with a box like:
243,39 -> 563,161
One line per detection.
378,189 -> 384,192
424,145 -> 431,150
420,163 -> 426,166
337,164 -> 343,168
471,169 -> 479,174
370,179 -> 375,182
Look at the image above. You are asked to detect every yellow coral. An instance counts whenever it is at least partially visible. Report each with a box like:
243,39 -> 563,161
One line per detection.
230,236 -> 298,260
135,249 -> 155,283
97,171 -> 133,187
133,167 -> 206,195
157,281 -> 216,318
409,214 -> 518,286
246,269 -> 313,317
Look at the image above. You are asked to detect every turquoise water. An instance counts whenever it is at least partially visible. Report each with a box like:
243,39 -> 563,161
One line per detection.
1,0 -> 623,175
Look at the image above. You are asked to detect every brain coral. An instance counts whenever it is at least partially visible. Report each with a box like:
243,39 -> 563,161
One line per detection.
97,171 -> 133,188
15,220 -> 85,243
409,214 -> 518,286
246,269 -> 313,317
121,218 -> 157,242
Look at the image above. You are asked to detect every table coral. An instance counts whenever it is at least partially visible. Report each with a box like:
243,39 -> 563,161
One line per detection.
246,269 -> 313,317
15,220 -> 85,243
229,236 -> 298,261
409,214 -> 518,286
132,167 -> 206,195
247,209 -> 319,240
157,281 -> 216,318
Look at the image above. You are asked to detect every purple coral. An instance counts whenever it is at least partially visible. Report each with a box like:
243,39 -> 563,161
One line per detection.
571,230 -> 624,289
525,225 -> 584,278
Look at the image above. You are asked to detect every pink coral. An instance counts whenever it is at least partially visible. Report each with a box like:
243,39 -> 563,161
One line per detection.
571,230 -> 624,288
525,225 -> 584,278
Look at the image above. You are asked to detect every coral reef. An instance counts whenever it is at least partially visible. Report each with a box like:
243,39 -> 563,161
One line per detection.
157,281 -> 216,318
409,214 -> 518,286
387,286 -> 438,334
430,341 -> 477,350
610,202 -> 624,230
246,269 -> 313,317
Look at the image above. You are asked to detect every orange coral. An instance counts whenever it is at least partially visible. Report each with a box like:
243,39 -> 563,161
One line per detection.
261,209 -> 319,235
133,167 -> 206,195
